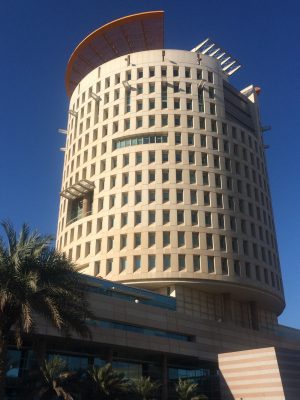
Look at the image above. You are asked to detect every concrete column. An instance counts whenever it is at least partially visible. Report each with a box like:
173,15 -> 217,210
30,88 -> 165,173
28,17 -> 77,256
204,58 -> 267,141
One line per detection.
161,354 -> 168,400
82,196 -> 89,217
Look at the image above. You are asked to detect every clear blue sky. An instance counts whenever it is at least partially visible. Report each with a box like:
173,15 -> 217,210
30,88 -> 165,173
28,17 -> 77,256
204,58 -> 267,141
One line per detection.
0,0 -> 299,328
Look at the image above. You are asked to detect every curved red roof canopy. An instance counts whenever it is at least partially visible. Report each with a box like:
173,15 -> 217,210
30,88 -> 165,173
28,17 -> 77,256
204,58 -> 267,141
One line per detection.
65,11 -> 164,97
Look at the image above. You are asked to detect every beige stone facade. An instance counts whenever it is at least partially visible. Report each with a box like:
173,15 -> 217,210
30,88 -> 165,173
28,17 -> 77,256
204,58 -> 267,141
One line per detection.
57,46 -> 284,332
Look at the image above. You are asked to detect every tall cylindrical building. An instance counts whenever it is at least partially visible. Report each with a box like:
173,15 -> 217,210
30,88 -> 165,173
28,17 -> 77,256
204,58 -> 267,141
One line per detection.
57,11 -> 284,333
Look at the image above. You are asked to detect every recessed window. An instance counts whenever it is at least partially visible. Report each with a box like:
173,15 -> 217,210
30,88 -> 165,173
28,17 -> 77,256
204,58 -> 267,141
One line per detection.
163,254 -> 171,270
176,169 -> 183,183
200,117 -> 205,129
148,210 -> 155,224
162,150 -> 168,163
135,191 -> 142,204
137,68 -> 143,79
137,84 -> 143,95
149,67 -> 155,77
121,213 -> 128,227
175,132 -> 181,145
134,256 -> 141,271
204,191 -> 210,206
173,66 -> 179,77
190,190 -> 197,204
192,232 -> 199,248
149,151 -> 155,163
149,115 -> 155,127
174,98 -> 180,109
135,212 -> 141,225
206,233 -> 213,249
163,189 -> 170,203
162,169 -> 169,182
186,83 -> 191,94
149,170 -> 155,183
106,259 -> 112,274
148,255 -> 156,271
193,255 -> 201,271
234,260 -> 241,276
163,231 -> 170,247
205,212 -> 211,227
220,235 -> 226,251
175,151 -> 182,163
178,254 -> 185,271
176,189 -> 183,203
163,210 -> 170,224
178,232 -> 185,247
120,257 -> 127,272
189,170 -> 196,184
186,99 -> 193,110
149,82 -> 155,93
149,190 -> 155,203
174,115 -> 181,126
207,256 -> 215,273
188,133 -> 194,145
221,258 -> 228,275
134,233 -> 141,248
191,210 -> 198,225
177,210 -> 184,224
162,115 -> 168,126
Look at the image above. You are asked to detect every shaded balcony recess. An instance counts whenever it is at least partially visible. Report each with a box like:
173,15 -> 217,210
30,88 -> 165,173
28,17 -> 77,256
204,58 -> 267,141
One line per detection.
60,179 -> 95,200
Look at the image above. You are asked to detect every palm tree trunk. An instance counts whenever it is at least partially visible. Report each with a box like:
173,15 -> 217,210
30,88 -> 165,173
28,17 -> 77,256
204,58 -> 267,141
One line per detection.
0,334 -> 7,400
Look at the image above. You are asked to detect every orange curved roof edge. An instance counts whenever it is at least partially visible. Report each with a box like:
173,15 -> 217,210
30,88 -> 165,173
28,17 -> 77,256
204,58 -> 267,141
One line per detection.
65,11 -> 165,97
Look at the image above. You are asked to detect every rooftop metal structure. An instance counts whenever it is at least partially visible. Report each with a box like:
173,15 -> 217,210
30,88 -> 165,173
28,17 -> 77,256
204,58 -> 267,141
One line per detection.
65,11 -> 164,97
191,38 -> 242,76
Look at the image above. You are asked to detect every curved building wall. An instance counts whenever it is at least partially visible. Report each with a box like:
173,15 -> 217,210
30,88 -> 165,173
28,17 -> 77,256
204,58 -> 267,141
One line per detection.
56,49 -> 284,327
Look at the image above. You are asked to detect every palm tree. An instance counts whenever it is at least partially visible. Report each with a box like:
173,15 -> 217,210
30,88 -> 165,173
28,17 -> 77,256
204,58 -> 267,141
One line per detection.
34,356 -> 74,399
0,221 -> 93,398
176,378 -> 208,400
88,363 -> 130,399
131,376 -> 160,400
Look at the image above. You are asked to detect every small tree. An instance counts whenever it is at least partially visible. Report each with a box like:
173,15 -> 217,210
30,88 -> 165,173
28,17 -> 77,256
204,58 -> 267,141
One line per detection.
88,363 -> 130,399
176,378 -> 207,400
0,221 -> 93,398
36,356 -> 74,399
131,376 -> 160,400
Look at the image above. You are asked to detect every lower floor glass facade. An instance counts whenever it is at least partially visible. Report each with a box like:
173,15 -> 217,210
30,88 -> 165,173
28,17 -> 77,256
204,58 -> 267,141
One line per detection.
5,341 -> 220,400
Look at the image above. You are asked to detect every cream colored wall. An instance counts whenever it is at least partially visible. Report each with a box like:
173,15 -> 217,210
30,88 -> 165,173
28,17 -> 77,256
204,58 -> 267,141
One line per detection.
56,49 -> 284,319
